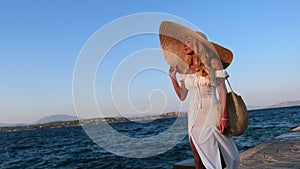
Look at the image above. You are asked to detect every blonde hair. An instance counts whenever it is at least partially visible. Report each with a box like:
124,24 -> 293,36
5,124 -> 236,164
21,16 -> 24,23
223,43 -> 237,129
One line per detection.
182,54 -> 209,78
182,37 -> 216,84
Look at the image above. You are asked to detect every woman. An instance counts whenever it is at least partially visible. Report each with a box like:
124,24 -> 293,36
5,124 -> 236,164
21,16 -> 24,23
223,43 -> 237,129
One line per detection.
160,21 -> 240,169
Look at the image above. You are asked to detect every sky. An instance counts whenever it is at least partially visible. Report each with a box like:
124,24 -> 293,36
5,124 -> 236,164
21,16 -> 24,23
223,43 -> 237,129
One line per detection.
1,0 -> 300,124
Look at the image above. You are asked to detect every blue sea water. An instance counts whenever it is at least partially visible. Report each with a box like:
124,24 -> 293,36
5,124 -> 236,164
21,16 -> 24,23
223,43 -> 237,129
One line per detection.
0,106 -> 299,169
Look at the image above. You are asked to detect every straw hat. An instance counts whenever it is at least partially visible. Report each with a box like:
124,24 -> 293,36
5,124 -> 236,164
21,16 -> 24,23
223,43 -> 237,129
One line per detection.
159,21 -> 233,73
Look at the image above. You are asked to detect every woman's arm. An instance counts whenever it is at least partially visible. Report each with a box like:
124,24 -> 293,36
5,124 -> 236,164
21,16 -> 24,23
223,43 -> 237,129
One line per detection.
212,59 -> 228,133
169,66 -> 188,101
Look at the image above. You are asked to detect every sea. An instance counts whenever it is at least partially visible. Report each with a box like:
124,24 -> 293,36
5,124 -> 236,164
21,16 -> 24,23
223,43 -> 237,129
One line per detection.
1,106 -> 299,169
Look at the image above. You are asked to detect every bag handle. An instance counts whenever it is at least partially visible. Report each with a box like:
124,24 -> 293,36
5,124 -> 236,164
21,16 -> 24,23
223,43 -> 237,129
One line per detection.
216,77 -> 236,120
225,78 -> 241,115
225,78 -> 234,93
215,75 -> 237,108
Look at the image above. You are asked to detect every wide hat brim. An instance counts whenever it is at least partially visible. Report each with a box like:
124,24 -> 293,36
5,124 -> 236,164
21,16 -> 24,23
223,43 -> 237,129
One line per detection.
159,21 -> 233,73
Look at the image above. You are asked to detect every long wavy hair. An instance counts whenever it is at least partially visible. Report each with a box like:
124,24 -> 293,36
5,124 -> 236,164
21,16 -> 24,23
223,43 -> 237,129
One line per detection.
182,37 -> 216,84
182,54 -> 209,77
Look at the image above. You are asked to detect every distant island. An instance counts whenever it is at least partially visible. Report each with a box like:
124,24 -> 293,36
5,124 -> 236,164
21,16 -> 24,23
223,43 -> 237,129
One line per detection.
34,114 -> 79,124
268,100 -> 300,109
1,100 -> 299,132
0,112 -> 185,132
247,100 -> 300,110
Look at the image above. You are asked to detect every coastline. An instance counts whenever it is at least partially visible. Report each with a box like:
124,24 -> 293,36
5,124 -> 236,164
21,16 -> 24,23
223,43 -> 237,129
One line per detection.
0,112 -> 186,132
3,105 -> 299,132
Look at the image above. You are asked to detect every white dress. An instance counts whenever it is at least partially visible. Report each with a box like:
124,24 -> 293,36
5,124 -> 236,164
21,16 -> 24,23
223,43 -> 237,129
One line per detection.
179,70 -> 240,169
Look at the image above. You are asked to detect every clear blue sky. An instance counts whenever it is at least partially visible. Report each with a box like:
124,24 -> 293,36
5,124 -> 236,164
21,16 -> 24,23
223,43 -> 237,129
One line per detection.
1,0 -> 300,123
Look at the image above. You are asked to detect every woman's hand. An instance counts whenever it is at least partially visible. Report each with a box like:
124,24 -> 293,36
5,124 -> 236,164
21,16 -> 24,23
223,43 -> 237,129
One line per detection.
169,66 -> 177,80
168,65 -> 187,101
219,118 -> 229,134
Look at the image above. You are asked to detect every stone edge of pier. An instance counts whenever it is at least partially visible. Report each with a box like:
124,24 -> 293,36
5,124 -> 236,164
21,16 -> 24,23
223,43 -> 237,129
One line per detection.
174,130 -> 300,169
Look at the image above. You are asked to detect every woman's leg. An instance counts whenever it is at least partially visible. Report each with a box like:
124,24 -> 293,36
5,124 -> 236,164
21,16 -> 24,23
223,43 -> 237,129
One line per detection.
189,137 -> 206,169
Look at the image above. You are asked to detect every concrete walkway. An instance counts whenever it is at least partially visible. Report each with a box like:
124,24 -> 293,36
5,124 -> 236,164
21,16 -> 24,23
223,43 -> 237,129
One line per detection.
173,131 -> 300,169
239,131 -> 300,169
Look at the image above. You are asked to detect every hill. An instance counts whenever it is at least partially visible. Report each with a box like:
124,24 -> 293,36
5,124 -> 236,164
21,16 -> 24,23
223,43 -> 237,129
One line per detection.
34,114 -> 78,124
0,112 -> 183,132
268,100 -> 300,109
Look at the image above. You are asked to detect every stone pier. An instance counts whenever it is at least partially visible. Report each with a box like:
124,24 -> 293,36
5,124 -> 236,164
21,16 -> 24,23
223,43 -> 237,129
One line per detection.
173,131 -> 300,169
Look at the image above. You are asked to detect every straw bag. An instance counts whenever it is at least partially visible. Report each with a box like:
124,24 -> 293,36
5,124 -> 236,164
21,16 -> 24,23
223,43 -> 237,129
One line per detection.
224,79 -> 248,136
